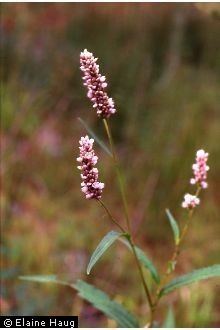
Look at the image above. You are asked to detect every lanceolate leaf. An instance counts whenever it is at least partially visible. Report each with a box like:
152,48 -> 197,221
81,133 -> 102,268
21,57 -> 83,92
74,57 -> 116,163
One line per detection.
87,230 -> 159,282
119,238 -> 160,284
160,264 -> 220,296
162,306 -> 175,328
19,275 -> 69,286
87,231 -> 125,275
78,117 -> 112,156
19,276 -> 139,327
166,209 -> 180,245
134,246 -> 160,284
73,280 -> 139,328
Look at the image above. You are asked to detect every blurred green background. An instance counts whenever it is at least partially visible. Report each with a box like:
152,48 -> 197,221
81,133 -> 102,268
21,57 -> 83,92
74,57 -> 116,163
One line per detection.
1,3 -> 220,327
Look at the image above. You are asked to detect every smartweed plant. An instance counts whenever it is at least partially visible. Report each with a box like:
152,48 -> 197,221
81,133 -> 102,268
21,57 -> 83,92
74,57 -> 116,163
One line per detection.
21,49 -> 220,328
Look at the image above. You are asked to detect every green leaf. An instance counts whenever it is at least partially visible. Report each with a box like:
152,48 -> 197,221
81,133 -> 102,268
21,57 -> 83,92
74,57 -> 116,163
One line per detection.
134,246 -> 160,284
78,117 -> 112,156
119,238 -> 160,284
73,280 -> 139,328
163,306 -> 175,328
19,275 -> 68,286
87,230 -> 159,281
160,264 -> 220,296
87,231 -> 125,275
166,209 -> 180,245
19,276 -> 138,327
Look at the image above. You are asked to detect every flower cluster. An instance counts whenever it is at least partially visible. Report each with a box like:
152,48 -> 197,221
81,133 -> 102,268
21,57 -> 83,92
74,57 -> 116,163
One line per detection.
80,49 -> 116,118
190,149 -> 209,189
182,149 -> 209,210
182,193 -> 200,209
77,136 -> 104,199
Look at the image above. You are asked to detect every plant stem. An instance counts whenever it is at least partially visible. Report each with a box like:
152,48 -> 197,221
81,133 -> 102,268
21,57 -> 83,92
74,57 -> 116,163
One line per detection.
97,199 -> 153,308
152,186 -> 202,321
97,198 -> 125,233
127,235 -> 153,309
164,186 -> 201,278
102,118 -> 153,320
103,119 -> 131,233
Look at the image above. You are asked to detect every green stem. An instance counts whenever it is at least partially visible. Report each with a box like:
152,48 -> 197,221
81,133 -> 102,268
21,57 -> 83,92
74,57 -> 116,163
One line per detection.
152,186 -> 202,320
128,236 -> 153,309
97,199 -> 153,308
97,199 -> 125,233
166,186 -> 201,275
102,118 -> 153,321
103,119 -> 131,233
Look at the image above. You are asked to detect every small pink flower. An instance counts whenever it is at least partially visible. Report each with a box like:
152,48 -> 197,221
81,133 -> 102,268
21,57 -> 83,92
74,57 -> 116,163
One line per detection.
77,135 -> 104,199
80,49 -> 116,118
182,193 -> 200,209
190,149 -> 209,189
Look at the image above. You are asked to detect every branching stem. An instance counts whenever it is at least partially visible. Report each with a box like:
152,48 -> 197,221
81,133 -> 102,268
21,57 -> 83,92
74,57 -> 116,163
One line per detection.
150,186 -> 202,325
102,118 -> 153,320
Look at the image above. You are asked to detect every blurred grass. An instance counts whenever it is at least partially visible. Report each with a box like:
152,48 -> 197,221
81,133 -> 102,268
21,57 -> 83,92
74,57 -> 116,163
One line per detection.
1,3 -> 220,327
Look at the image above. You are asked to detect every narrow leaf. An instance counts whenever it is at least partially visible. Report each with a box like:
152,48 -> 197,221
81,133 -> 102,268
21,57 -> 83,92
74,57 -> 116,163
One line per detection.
163,306 -> 175,328
73,280 -> 139,328
134,246 -> 160,284
19,275 -> 68,286
87,231 -> 124,275
119,238 -> 160,284
166,209 -> 180,245
160,264 -> 220,296
20,275 -> 138,327
78,117 -> 112,156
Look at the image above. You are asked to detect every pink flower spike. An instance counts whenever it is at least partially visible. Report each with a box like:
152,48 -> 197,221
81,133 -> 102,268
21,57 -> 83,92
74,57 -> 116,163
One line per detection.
77,135 -> 104,200
80,49 -> 116,118
182,193 -> 200,209
190,149 -> 209,189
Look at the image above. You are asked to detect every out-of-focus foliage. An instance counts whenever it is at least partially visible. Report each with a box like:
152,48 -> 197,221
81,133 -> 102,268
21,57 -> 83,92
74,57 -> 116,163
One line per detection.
1,3 -> 220,327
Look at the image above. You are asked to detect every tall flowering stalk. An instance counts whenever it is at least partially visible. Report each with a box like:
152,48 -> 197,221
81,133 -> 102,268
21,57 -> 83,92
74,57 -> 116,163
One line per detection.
170,149 -> 209,270
80,50 -> 131,237
20,50 -> 219,329
76,49 -> 218,328
151,149 -> 210,324
79,49 -> 153,312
